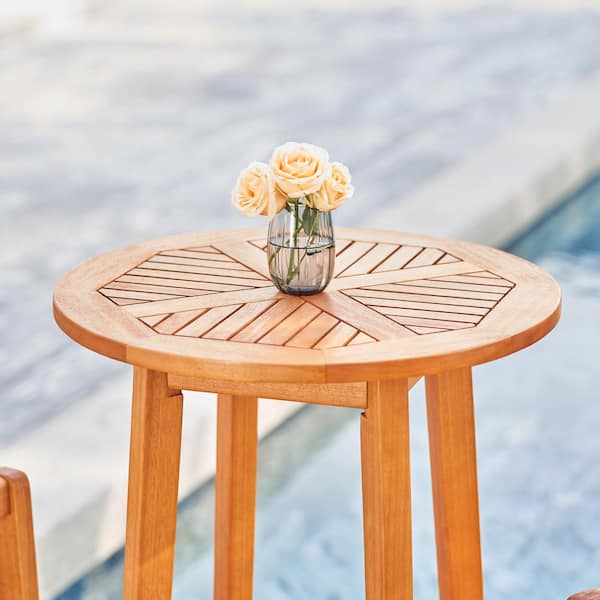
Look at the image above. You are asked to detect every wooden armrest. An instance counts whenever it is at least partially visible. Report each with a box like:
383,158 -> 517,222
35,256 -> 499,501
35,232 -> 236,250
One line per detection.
568,591 -> 600,600
0,467 -> 39,600
0,477 -> 9,518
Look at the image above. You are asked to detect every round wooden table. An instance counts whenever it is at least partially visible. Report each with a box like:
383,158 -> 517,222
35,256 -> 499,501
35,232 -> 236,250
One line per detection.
53,227 -> 561,600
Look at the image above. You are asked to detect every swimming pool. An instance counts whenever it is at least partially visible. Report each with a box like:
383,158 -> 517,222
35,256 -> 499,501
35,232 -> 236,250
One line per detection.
57,175 -> 600,599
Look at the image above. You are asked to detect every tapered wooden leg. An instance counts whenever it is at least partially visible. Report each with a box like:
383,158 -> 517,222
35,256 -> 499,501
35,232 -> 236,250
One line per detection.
0,468 -> 39,600
360,379 -> 412,600
426,367 -> 483,600
123,368 -> 183,600
214,395 -> 258,600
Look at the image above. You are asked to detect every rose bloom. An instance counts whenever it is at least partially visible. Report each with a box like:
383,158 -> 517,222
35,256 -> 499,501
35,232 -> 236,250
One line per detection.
311,162 -> 354,211
270,142 -> 330,198
232,162 -> 287,218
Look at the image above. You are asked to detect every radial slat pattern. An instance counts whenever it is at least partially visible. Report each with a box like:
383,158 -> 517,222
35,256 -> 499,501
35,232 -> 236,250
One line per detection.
336,241 -> 462,276
106,238 -> 517,345
250,237 -> 461,277
99,245 -> 271,306
343,270 -> 515,335
138,297 -> 378,349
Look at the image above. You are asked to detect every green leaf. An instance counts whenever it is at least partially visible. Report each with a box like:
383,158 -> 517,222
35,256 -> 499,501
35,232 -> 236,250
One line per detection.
302,206 -> 312,235
305,206 -> 320,237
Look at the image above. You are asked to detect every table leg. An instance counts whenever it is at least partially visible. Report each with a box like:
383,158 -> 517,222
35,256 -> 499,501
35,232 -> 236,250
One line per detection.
360,379 -> 412,600
214,394 -> 258,600
123,367 -> 183,600
426,367 -> 484,600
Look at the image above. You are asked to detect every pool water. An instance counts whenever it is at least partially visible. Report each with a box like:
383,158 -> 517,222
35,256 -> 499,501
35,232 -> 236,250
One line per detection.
57,176 -> 600,599
509,174 -> 600,258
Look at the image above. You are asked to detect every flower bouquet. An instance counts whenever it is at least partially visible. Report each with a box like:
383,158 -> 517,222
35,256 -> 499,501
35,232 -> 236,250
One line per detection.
232,142 -> 353,295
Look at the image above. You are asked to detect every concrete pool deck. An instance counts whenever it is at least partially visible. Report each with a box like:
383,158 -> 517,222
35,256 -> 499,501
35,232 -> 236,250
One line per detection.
371,73 -> 600,247
2,3 -> 600,596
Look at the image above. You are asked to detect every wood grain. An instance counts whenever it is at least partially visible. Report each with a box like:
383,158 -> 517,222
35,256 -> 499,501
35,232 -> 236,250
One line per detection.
216,241 -> 273,278
228,297 -> 303,343
0,478 -> 8,519
307,291 -> 412,341
343,269 -> 513,335
339,242 -> 397,277
154,309 -> 207,335
138,293 -> 388,350
259,237 -> 462,278
334,241 -> 376,276
344,287 -> 497,309
373,245 -> 423,272
284,311 -> 339,348
123,368 -> 183,600
101,243 -> 273,306
0,468 -> 39,600
169,374 -> 368,408
327,260 -> 483,291
258,302 -> 321,346
214,395 -> 258,600
176,304 -> 242,337
53,227 -> 562,383
361,379 -> 412,600
426,367 -> 483,600
203,300 -> 278,341
405,247 -> 444,268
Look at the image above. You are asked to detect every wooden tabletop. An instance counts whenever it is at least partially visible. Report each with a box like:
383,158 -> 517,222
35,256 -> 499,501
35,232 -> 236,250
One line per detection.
53,227 -> 561,383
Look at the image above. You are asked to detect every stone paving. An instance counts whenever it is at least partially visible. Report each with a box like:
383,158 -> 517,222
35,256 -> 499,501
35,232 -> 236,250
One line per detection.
2,1 -> 600,443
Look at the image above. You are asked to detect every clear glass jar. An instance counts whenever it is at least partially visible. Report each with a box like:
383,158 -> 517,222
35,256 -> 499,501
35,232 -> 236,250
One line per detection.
267,201 -> 335,295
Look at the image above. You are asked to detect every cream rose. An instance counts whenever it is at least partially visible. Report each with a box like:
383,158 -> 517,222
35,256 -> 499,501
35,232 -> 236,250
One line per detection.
231,162 -> 286,218
311,162 -> 354,211
270,142 -> 330,198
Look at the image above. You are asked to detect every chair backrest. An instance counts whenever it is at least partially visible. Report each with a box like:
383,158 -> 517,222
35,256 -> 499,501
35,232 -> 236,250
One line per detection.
568,591 -> 600,600
0,468 -> 39,600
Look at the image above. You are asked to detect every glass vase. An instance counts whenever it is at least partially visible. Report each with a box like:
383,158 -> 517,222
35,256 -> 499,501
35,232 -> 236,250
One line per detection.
267,201 -> 335,295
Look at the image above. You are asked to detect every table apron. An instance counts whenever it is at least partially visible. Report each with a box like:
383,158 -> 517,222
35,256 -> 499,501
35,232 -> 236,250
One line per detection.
167,374 -> 422,409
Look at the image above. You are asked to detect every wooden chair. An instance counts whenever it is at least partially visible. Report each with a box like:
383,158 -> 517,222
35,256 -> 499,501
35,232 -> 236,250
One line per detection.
0,467 -> 39,600
569,591 -> 600,600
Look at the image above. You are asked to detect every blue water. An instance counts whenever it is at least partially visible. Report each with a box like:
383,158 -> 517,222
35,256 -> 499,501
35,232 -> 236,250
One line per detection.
508,174 -> 600,258
57,176 -> 600,599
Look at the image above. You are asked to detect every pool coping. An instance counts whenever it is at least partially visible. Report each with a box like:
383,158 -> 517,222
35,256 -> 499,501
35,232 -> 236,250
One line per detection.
369,74 -> 600,248
3,72 -> 600,599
